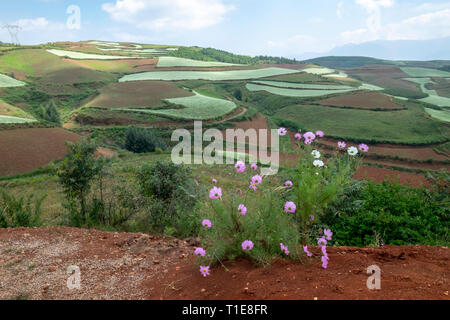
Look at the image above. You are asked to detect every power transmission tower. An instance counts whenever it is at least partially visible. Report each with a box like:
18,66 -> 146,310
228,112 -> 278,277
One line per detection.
2,24 -> 21,45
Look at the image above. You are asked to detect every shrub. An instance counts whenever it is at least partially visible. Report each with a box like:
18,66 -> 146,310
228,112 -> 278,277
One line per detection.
137,160 -> 200,234
124,126 -> 165,153
0,189 -> 44,228
38,100 -> 61,125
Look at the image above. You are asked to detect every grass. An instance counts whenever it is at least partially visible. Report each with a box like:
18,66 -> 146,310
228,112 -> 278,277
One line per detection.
124,91 -> 236,120
0,74 -> 25,87
118,67 -> 299,82
274,100 -> 448,144
46,49 -> 138,60
0,99 -> 34,119
246,83 -> 358,97
400,67 -> 450,78
156,56 -> 244,67
424,108 -> 450,122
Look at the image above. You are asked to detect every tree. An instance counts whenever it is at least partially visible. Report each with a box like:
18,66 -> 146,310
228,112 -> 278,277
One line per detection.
39,100 -> 61,125
125,126 -> 164,153
55,139 -> 108,225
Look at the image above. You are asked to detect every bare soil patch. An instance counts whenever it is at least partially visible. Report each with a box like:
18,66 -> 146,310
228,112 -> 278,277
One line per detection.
0,128 -> 81,177
354,166 -> 430,187
315,91 -> 404,110
0,227 -> 447,300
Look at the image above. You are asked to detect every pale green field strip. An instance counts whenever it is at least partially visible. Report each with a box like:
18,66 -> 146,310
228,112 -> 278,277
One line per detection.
119,67 -> 299,82
359,83 -> 384,91
0,115 -> 37,124
301,67 -> 335,75
324,71 -> 348,78
424,108 -> 450,122
400,67 -> 450,78
404,78 -> 450,107
157,56 -> 245,68
47,49 -> 139,60
246,83 -> 358,97
251,80 -> 353,90
0,73 -> 25,87
124,91 -> 236,120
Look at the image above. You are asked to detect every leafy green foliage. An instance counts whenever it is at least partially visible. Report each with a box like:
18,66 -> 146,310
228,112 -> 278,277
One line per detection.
38,100 -> 61,125
125,126 -> 165,153
0,189 -> 44,228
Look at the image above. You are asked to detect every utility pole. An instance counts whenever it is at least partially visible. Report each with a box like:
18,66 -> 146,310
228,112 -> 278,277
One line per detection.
2,24 -> 21,45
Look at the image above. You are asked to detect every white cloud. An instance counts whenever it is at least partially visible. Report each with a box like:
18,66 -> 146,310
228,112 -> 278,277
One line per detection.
355,0 -> 394,33
340,8 -> 450,44
15,17 -> 50,31
102,0 -> 235,30
337,1 -> 344,19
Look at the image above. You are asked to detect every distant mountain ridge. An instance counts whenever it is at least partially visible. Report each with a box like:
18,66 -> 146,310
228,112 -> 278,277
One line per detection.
300,37 -> 450,61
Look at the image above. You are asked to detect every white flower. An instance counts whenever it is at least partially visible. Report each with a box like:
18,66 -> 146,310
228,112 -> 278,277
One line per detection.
313,160 -> 324,167
347,146 -> 358,156
311,150 -> 321,159
278,127 -> 287,136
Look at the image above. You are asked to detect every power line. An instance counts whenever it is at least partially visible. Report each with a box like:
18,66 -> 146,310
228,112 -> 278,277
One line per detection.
2,24 -> 21,45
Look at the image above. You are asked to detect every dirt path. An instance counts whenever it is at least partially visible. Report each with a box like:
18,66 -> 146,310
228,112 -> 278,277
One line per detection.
0,227 -> 448,300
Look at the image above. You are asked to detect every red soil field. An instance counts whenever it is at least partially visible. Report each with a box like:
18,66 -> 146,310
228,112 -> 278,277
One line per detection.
318,138 -> 448,162
0,227 -> 447,300
0,128 -> 81,177
63,58 -> 158,73
221,113 -> 272,148
315,91 -> 404,110
354,166 -> 430,187
85,81 -> 194,109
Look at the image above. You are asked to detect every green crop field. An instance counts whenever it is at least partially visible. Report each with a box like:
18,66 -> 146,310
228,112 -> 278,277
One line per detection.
425,108 -> 450,122
251,80 -> 353,90
274,101 -> 447,144
156,57 -> 244,67
400,67 -> 450,77
119,67 -> 298,82
246,83 -> 358,97
0,74 -> 25,87
46,49 -> 138,60
404,78 -> 450,107
124,91 -> 236,120
0,115 -> 37,124
301,67 -> 335,75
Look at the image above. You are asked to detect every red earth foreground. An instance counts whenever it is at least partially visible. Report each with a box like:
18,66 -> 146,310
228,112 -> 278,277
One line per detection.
0,227 -> 448,300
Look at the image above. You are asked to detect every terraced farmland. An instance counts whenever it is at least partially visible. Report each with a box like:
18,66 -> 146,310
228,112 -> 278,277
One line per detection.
425,108 -> 450,122
0,115 -> 36,124
47,49 -> 138,60
157,57 -> 245,68
0,73 -> 25,87
301,67 -> 335,75
251,80 -> 353,90
400,67 -> 450,78
119,67 -> 299,82
125,91 -> 236,120
404,78 -> 450,107
315,91 -> 404,110
0,99 -> 34,119
246,83 -> 357,97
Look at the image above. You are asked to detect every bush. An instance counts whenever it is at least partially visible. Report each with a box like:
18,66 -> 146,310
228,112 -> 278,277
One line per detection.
124,126 -> 165,153
38,100 -> 61,125
322,178 -> 449,246
137,160 -> 200,234
0,189 -> 44,228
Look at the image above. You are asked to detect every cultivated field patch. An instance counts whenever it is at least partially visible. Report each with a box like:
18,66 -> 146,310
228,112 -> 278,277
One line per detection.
125,91 -> 236,120
251,80 -> 353,90
0,128 -> 80,177
425,108 -> 450,122
0,115 -> 36,124
157,57 -> 245,68
301,67 -> 335,75
400,67 -> 450,78
404,77 -> 450,107
315,91 -> 404,110
0,73 -> 25,87
85,81 -> 194,109
0,99 -> 34,119
46,49 -> 138,60
246,83 -> 357,97
118,67 -> 299,82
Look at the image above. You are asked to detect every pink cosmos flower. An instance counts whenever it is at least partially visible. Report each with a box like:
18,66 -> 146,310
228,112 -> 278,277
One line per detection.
249,184 -> 257,191
337,141 -> 346,149
284,201 -> 296,213
303,246 -> 313,257
238,204 -> 247,216
241,240 -> 254,251
304,139 -> 313,145
209,186 -> 222,200
324,228 -> 333,241
294,133 -> 302,141
211,178 -> 217,184
280,243 -> 289,255
251,163 -> 258,171
315,130 -> 324,138
321,245 -> 328,257
358,143 -> 369,153
278,127 -> 287,136
284,180 -> 293,188
251,175 -> 262,185
321,256 -> 329,269
202,219 -> 212,228
318,237 -> 327,246
200,265 -> 210,277
303,132 -> 316,142
194,247 -> 206,257
310,215 -> 315,221
235,160 -> 246,173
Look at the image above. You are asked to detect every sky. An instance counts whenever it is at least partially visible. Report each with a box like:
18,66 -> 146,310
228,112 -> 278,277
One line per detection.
0,0 -> 449,58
